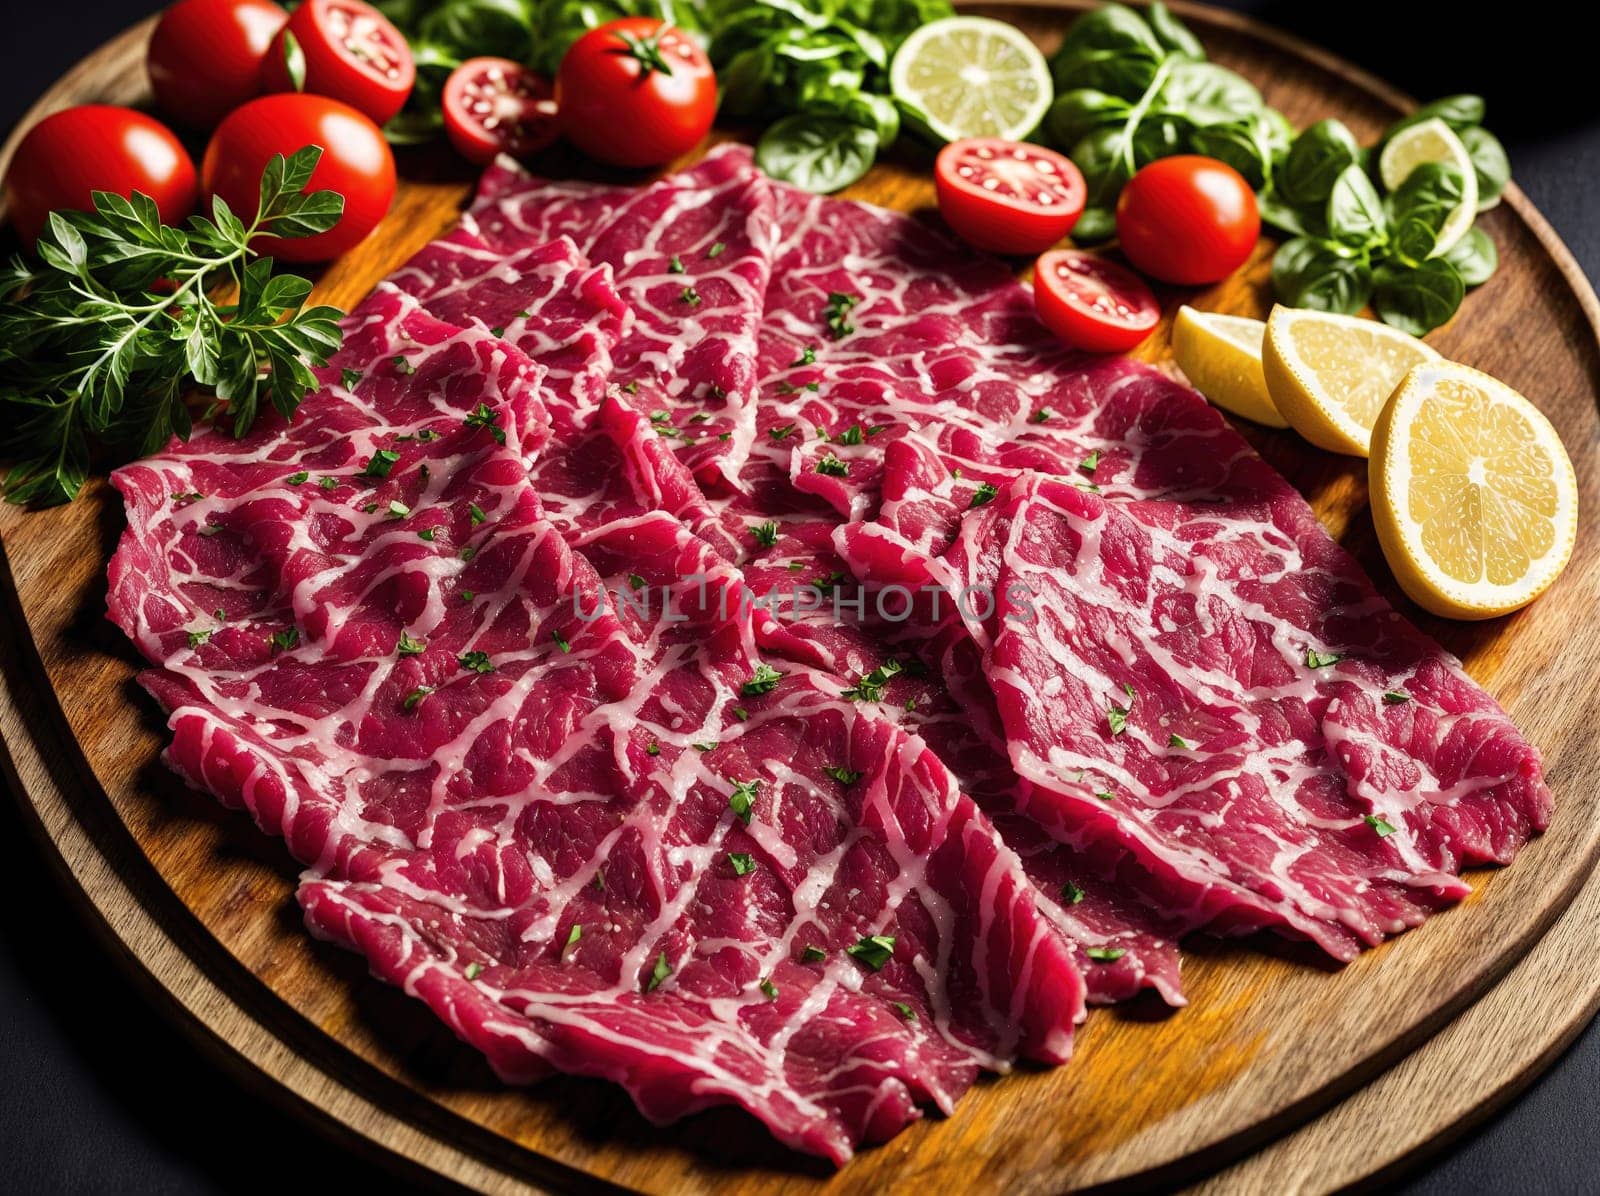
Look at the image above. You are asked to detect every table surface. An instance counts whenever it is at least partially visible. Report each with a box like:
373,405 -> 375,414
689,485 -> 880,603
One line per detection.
2,2 -> 1597,1193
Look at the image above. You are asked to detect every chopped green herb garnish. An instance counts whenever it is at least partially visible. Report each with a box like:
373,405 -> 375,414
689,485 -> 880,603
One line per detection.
750,521 -> 779,548
689,412 -> 712,423
187,628 -> 212,649
823,764 -> 863,785
815,454 -> 848,477
417,429 -> 438,442
690,742 -> 717,754
269,627 -> 299,653
812,571 -> 844,594
768,423 -> 795,441
837,424 -> 865,446
469,502 -> 486,525
759,976 -> 778,1000
286,470 -> 309,485
1095,790 -> 1116,803
392,355 -> 415,375
1383,691 -> 1410,705
1168,734 -> 1190,749
463,403 -> 506,445
728,852 -> 756,876
1365,813 -> 1398,837
488,325 -> 505,337
552,629 -> 571,654
646,741 -> 661,757
627,573 -> 647,590
565,924 -> 583,951
460,546 -> 477,561
970,481 -> 998,509
1031,407 -> 1052,424
890,1001 -> 917,1021
1107,706 -> 1128,735
397,630 -> 426,656
823,290 -> 859,339
1306,648 -> 1344,669
679,286 -> 702,308
341,368 -> 363,391
1080,450 -> 1102,474
417,527 -> 436,541
731,706 -> 749,721
1086,946 -> 1127,962
845,934 -> 895,971
1062,881 -> 1085,905
801,945 -> 827,963
791,345 -> 817,367
387,500 -> 410,519
362,449 -> 400,479
318,476 -> 338,490
843,659 -> 902,703
460,590 -> 474,603
741,663 -> 785,697
464,961 -> 482,980
645,951 -> 672,992
728,779 -> 759,825
621,380 -> 639,394
403,685 -> 433,711
458,650 -> 493,674
707,241 -> 726,259
667,254 -> 685,274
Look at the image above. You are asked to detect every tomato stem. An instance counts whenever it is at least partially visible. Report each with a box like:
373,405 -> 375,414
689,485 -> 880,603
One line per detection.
614,29 -> 674,78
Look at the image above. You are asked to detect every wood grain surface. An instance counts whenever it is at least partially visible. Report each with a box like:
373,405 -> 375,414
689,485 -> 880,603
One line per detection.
2,3 -> 1598,1193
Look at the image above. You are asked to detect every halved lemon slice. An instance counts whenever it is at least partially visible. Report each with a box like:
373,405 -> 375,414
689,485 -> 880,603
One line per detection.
1369,362 -> 1578,619
1170,306 -> 1286,428
1377,117 -> 1478,256
889,16 -> 1053,143
1262,305 -> 1441,457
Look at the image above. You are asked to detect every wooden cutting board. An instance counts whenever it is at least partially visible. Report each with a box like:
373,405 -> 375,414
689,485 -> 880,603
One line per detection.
2,3 -> 1598,1192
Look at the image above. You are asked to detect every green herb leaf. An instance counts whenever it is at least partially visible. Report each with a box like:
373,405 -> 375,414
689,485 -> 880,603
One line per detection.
1062,881 -> 1085,905
970,481 -> 998,509
823,764 -> 864,785
464,961 -> 483,980
801,945 -> 827,963
707,241 -> 726,259
397,630 -> 426,656
463,402 -> 506,445
458,650 -> 494,674
1305,648 -> 1344,669
815,454 -> 848,477
667,254 -> 685,274
363,450 -> 400,480
751,521 -> 779,548
756,116 -> 878,194
729,852 -> 756,876
187,627 -> 213,649
759,976 -> 778,999
469,502 -> 486,525
565,924 -> 582,951
269,627 -> 299,653
1086,946 -> 1127,962
843,658 -> 902,703
403,685 -> 433,711
1382,691 -> 1411,705
822,290 -> 861,339
741,663 -> 785,697
552,629 -> 571,653
890,1001 -> 917,1021
728,779 -> 760,825
1168,733 -> 1190,749
645,950 -> 672,992
679,286 -> 702,308
1365,813 -> 1398,837
286,470 -> 309,485
845,934 -> 895,971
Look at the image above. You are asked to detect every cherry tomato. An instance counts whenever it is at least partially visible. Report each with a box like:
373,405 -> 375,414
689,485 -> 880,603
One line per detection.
934,138 -> 1086,256
261,0 -> 414,126
556,18 -> 715,169
442,58 -> 559,166
1115,155 -> 1260,286
147,0 -> 288,128
1033,249 -> 1161,354
202,94 -> 396,262
5,106 -> 198,248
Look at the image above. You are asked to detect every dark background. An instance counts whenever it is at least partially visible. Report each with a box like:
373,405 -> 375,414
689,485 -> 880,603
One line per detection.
2,2 -> 1598,1193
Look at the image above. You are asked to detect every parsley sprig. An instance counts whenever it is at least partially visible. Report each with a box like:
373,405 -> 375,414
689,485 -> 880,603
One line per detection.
0,147 -> 346,506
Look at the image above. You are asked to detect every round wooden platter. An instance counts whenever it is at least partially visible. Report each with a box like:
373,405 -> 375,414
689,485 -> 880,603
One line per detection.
2,3 -> 1599,1192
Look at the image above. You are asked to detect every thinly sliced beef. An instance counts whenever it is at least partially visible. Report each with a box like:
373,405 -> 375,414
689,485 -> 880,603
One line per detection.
470,145 -> 776,492
108,283 -> 1084,1164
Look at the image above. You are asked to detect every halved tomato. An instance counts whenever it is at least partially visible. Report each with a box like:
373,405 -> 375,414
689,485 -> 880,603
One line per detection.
261,0 -> 414,126
935,138 -> 1085,255
442,58 -> 559,166
1033,249 -> 1160,354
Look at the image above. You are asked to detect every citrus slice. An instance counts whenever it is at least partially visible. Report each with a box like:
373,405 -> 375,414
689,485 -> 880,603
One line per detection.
1262,305 -> 1441,456
889,16 -> 1053,144
1369,362 -> 1578,619
1377,117 -> 1478,256
1170,306 -> 1286,428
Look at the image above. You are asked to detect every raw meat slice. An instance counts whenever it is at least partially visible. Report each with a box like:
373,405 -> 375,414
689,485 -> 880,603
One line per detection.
470,145 -> 776,492
838,461 -> 1551,959
107,284 -> 1086,1164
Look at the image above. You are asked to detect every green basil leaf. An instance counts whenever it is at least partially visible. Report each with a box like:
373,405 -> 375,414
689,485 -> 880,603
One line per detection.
1270,237 -> 1373,314
1258,189 -> 1319,238
755,115 -> 878,193
1372,258 -> 1464,335
1326,164 -> 1388,248
1189,118 -> 1272,189
1070,206 -> 1117,245
1156,61 -> 1262,127
1458,125 -> 1510,211
1442,226 -> 1498,287
1279,119 -> 1360,207
1389,162 -> 1468,264
1044,88 -> 1131,151
1387,94 -> 1487,141
1146,0 -> 1204,60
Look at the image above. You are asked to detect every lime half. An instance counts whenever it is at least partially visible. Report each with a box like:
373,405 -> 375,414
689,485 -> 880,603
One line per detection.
1377,117 -> 1478,256
890,16 -> 1053,143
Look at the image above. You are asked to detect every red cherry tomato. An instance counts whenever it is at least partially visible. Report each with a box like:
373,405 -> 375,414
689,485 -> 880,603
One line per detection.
261,0 -> 414,126
147,0 -> 288,128
4,105 -> 198,247
1115,155 -> 1260,286
1033,249 -> 1161,354
202,94 -> 396,262
934,138 -> 1086,255
442,58 -> 559,166
556,18 -> 715,168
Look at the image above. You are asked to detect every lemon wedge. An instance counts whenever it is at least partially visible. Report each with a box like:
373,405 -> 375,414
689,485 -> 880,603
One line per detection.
1369,362 -> 1577,619
889,16 -> 1053,143
1377,118 -> 1478,256
1170,306 -> 1285,428
1262,305 -> 1441,456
